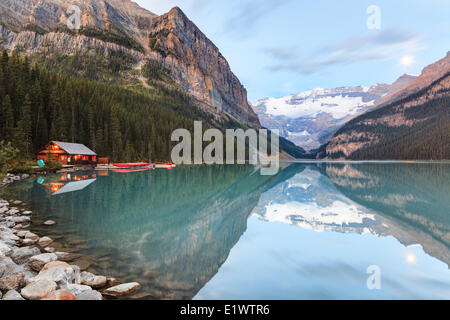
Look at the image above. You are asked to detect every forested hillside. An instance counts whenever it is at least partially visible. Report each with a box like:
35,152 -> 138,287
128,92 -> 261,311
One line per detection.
325,72 -> 450,160
0,51 -> 222,162
0,51 -> 305,165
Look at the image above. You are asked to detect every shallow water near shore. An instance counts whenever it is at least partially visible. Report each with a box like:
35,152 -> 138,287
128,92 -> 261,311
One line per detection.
1,163 -> 450,299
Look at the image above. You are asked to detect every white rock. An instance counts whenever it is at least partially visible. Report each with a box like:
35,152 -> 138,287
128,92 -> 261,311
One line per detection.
24,232 -> 39,241
28,266 -> 75,287
21,280 -> 57,300
0,241 -> 12,257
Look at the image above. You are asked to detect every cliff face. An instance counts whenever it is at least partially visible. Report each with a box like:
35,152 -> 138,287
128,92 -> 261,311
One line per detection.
147,7 -> 260,128
377,52 -> 450,107
0,1 -> 260,128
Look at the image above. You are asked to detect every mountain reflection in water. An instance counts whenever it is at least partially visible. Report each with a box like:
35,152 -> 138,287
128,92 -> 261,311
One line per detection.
2,163 -> 449,299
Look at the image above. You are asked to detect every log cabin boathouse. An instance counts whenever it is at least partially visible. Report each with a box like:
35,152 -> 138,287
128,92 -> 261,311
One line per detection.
37,141 -> 97,166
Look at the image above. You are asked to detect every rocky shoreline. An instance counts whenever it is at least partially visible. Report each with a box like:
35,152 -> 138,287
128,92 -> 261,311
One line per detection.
0,176 -> 142,300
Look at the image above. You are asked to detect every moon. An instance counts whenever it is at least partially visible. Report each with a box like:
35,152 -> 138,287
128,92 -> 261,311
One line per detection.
400,55 -> 415,67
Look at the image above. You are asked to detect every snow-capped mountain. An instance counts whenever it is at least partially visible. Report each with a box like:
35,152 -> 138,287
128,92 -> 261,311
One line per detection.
253,75 -> 416,151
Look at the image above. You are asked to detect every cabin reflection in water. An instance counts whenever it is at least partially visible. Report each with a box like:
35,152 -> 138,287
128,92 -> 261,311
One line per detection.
36,171 -> 98,195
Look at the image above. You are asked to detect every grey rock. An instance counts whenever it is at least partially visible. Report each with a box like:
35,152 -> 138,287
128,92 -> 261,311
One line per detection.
62,283 -> 92,296
0,257 -> 23,278
77,290 -> 103,300
24,232 -> 39,241
0,240 -> 12,257
28,266 -> 75,287
38,236 -> 53,247
103,282 -> 141,297
21,280 -> 57,300
2,289 -> 25,300
0,272 -> 25,291
7,216 -> 31,224
80,271 -> 107,288
28,253 -> 58,271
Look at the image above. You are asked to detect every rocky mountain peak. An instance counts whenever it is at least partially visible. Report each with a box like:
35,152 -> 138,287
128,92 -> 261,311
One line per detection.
0,0 -> 260,128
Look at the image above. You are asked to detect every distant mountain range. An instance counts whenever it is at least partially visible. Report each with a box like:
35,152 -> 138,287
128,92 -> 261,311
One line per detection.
253,75 -> 416,151
325,52 -> 450,160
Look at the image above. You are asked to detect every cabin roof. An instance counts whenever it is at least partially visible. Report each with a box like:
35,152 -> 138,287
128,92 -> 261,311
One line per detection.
52,141 -> 97,156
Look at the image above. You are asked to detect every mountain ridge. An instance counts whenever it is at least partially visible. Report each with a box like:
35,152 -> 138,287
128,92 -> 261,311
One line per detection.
0,0 -> 260,128
253,74 -> 416,151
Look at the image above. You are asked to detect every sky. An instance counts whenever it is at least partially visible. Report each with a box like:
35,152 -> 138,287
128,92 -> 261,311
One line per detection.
134,0 -> 450,102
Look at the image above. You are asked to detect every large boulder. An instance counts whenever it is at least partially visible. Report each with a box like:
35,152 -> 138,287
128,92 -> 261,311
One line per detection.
102,282 -> 141,297
28,253 -> 57,271
11,247 -> 40,265
21,280 -> 57,300
27,265 -> 75,287
2,289 -> 25,300
80,271 -> 107,289
0,272 -> 25,291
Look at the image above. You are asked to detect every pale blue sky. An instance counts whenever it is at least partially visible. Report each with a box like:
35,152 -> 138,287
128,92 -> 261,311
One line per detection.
135,0 -> 450,101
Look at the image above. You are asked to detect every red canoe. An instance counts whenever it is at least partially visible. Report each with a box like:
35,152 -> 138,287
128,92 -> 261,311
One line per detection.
112,168 -> 151,173
113,162 -> 151,168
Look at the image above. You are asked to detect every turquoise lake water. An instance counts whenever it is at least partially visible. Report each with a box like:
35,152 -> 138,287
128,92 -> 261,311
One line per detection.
2,163 -> 450,299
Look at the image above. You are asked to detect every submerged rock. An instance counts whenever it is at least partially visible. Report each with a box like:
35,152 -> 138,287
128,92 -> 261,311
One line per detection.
77,290 -> 103,300
21,280 -> 57,300
11,247 -> 40,265
103,282 -> 141,297
43,220 -> 56,226
80,271 -> 107,289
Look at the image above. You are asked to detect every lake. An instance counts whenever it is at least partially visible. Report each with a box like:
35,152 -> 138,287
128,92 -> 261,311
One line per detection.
2,163 -> 450,299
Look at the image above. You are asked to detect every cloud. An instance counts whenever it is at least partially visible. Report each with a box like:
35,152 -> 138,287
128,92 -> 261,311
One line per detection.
267,28 -> 425,75
224,0 -> 292,38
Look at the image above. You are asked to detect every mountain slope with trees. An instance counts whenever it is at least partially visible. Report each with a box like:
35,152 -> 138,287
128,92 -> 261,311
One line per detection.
325,72 -> 450,160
